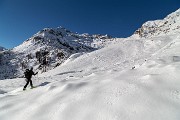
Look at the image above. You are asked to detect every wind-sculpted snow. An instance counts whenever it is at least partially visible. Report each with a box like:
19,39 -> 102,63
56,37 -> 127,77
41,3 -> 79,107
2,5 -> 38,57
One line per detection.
1,33 -> 180,120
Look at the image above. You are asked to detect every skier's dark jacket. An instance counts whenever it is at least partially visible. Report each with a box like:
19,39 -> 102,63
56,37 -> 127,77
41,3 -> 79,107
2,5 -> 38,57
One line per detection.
24,69 -> 36,79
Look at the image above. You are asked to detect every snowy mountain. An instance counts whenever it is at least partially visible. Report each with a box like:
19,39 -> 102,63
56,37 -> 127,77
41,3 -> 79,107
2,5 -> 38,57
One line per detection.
0,8 -> 180,120
1,8 -> 180,80
0,27 -> 113,79
131,8 -> 180,38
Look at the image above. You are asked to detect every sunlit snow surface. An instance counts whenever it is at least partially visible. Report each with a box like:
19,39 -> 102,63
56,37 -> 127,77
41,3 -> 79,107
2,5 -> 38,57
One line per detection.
0,33 -> 180,120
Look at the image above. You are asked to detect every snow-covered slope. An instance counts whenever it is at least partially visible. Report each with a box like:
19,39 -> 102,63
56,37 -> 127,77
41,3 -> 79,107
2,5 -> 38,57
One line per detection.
40,34 -> 176,78
131,9 -> 180,38
0,33 -> 180,120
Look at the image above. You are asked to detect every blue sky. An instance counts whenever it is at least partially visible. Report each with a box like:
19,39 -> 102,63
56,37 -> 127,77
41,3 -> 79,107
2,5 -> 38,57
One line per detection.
0,0 -> 180,48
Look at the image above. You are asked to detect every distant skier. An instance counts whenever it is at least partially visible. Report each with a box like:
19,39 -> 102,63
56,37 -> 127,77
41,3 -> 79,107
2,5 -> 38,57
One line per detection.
23,67 -> 38,90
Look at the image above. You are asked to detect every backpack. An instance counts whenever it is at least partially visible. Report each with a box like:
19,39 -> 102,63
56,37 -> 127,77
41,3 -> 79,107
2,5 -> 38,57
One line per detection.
24,69 -> 30,78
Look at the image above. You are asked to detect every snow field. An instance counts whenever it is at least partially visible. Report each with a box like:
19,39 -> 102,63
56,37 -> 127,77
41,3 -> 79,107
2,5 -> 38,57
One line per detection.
1,33 -> 180,120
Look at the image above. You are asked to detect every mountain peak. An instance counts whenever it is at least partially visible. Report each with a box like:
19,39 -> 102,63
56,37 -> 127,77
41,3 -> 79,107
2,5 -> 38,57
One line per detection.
30,27 -> 71,42
131,8 -> 180,38
166,8 -> 180,18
